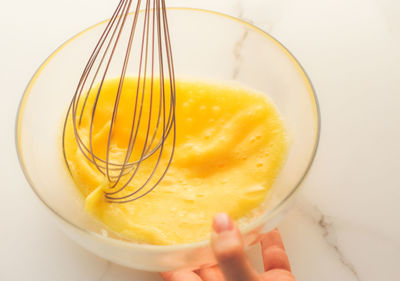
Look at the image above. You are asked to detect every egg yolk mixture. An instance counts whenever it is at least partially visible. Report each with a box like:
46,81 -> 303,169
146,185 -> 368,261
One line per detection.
63,77 -> 287,245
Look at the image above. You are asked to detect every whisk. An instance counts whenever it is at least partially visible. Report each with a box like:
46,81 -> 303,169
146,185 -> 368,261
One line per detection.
62,0 -> 176,203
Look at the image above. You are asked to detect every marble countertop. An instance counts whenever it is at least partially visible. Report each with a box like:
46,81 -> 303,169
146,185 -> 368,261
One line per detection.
1,0 -> 399,280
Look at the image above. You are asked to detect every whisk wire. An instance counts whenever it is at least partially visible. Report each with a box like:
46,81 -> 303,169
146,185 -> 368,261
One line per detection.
105,0 -> 176,201
63,0 -> 176,203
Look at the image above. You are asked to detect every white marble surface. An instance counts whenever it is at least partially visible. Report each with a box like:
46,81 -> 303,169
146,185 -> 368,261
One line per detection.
1,0 -> 400,280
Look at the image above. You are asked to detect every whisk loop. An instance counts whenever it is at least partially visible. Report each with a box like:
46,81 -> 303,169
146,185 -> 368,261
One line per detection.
62,0 -> 176,203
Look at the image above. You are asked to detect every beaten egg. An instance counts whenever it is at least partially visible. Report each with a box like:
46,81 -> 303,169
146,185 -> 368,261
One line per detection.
63,77 -> 287,245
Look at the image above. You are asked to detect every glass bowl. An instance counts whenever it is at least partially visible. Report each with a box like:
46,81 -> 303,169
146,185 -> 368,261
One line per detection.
16,8 -> 320,272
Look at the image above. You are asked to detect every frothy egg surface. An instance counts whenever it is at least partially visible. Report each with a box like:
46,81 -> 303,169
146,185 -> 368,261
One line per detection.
63,77 -> 287,245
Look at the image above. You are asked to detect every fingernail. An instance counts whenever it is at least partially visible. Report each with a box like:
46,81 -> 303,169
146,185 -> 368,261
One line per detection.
213,213 -> 233,233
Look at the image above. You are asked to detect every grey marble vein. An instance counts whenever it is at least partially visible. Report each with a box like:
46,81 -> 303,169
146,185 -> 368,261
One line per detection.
235,0 -> 244,20
234,0 -> 254,24
232,29 -> 248,80
232,0 -> 247,79
317,214 -> 361,281
299,202 -> 362,281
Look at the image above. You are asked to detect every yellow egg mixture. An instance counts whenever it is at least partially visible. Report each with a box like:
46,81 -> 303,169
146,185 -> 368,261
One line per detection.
63,77 -> 287,245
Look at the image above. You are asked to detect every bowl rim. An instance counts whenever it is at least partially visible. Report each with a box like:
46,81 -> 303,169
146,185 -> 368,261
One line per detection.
15,7 -> 321,252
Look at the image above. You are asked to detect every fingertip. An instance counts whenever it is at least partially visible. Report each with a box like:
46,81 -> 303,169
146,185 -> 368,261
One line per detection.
211,214 -> 242,260
212,229 -> 244,262
210,215 -> 259,281
260,228 -> 285,250
260,229 -> 291,272
213,213 -> 234,233
211,229 -> 259,281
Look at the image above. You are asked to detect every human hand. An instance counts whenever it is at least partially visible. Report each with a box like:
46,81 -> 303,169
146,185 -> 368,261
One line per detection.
161,213 -> 296,281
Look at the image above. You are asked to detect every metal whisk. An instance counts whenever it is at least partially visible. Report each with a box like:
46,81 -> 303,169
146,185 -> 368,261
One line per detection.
62,0 -> 176,203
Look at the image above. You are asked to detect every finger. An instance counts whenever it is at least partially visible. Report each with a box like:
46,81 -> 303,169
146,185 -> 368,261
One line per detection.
161,270 -> 202,281
211,213 -> 259,281
196,265 -> 225,281
261,269 -> 296,281
260,228 -> 291,272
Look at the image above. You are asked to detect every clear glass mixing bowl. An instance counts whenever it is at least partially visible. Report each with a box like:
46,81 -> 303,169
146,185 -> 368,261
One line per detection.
16,8 -> 320,271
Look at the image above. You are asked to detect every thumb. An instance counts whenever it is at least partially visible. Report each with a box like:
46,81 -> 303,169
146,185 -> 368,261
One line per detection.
211,213 -> 259,281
